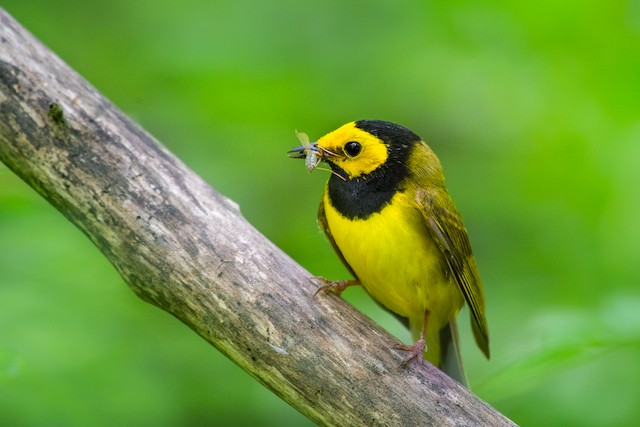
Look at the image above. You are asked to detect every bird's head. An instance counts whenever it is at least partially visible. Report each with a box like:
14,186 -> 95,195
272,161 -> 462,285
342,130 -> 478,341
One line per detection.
288,120 -> 424,181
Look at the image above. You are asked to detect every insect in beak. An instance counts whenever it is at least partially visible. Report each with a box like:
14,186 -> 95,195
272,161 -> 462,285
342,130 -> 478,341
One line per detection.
288,131 -> 322,172
288,130 -> 344,179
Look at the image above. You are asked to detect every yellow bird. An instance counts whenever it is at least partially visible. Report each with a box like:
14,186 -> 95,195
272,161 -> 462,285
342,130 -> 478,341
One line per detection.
288,120 -> 490,386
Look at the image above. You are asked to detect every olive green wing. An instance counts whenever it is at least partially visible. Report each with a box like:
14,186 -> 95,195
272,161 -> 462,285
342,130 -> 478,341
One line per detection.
417,189 -> 490,359
317,192 -> 360,281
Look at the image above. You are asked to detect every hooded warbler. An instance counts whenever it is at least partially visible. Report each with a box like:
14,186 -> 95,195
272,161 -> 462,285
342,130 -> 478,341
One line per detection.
288,120 -> 489,385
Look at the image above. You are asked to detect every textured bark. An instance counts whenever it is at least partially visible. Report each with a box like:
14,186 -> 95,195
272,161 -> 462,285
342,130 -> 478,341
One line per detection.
0,8 -> 516,427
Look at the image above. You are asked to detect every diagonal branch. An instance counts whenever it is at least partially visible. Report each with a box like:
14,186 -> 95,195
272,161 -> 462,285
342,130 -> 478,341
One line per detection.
0,8 -> 515,426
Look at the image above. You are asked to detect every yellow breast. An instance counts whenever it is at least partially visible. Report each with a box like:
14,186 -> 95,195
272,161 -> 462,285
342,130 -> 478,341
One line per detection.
322,188 -> 463,329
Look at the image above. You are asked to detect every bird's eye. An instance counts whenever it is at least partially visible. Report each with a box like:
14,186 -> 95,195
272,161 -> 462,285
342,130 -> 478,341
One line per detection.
344,141 -> 362,157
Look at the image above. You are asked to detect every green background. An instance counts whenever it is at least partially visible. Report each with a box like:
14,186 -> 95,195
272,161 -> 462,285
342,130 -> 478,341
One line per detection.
2,1 -> 639,425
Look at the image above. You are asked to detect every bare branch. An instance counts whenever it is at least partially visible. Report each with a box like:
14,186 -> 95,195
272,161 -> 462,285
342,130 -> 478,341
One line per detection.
0,9 -> 515,426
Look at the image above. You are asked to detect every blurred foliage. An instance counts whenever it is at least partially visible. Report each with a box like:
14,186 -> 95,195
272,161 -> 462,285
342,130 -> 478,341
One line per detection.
1,0 -> 640,425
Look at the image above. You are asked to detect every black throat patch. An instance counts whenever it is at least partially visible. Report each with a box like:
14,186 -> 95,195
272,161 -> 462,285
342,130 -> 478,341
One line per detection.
327,120 -> 420,220
327,165 -> 404,220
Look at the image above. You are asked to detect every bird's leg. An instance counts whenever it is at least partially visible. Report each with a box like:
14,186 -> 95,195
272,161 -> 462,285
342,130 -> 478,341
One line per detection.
395,310 -> 430,367
311,277 -> 360,297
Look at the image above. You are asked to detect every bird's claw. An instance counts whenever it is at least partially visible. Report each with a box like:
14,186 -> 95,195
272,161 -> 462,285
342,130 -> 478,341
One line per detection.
310,277 -> 359,297
395,339 -> 426,368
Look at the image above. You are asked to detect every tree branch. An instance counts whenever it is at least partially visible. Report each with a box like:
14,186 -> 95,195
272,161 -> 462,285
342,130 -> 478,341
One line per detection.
0,8 -> 515,426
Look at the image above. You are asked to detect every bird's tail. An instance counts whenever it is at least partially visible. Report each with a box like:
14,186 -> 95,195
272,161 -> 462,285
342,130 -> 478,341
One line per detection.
438,318 -> 468,387
409,315 -> 468,388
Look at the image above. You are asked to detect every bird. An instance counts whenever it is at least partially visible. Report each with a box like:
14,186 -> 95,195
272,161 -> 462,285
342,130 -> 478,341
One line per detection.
287,120 -> 489,386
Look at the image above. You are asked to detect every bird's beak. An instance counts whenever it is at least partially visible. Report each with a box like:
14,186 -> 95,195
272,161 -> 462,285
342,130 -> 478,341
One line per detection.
287,141 -> 320,159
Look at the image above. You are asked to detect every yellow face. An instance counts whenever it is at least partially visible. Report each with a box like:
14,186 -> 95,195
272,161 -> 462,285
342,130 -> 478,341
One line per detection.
316,122 -> 389,179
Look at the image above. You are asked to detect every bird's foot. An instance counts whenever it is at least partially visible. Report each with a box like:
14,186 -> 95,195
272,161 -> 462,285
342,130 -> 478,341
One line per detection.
395,338 -> 426,368
311,277 -> 360,297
